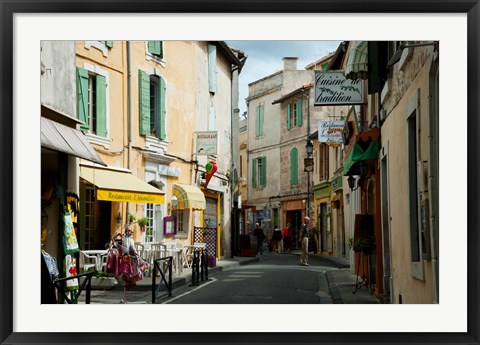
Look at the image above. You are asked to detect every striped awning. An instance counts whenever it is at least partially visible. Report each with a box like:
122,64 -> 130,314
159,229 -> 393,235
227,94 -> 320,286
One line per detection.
344,41 -> 368,80
41,117 -> 106,166
172,183 -> 206,210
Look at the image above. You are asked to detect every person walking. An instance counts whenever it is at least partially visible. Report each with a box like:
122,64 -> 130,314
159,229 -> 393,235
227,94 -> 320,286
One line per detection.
282,223 -> 292,253
272,225 -> 282,254
253,223 -> 266,255
299,216 -> 310,266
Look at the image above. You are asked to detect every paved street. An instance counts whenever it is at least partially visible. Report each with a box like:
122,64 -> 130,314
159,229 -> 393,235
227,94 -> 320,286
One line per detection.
165,253 -> 339,304
77,252 -> 380,305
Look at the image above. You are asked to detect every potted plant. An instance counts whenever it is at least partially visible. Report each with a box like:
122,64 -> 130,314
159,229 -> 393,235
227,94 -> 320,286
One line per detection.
137,217 -> 149,233
347,237 -> 375,255
127,214 -> 136,224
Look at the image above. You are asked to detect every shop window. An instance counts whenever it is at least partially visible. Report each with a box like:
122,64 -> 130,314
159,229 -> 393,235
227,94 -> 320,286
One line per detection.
145,203 -> 163,242
83,186 -> 96,250
175,209 -> 188,235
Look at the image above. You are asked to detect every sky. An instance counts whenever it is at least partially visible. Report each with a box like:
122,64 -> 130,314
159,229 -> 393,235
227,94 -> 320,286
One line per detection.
226,40 -> 342,117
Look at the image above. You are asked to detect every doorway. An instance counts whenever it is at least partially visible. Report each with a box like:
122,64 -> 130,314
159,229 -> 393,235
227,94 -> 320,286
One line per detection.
286,210 -> 301,249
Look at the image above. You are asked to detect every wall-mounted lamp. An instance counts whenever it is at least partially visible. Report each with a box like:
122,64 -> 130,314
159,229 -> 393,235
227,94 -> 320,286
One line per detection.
388,41 -> 438,67
306,140 -> 313,157
347,161 -> 367,191
171,195 -> 178,210
347,175 -> 360,191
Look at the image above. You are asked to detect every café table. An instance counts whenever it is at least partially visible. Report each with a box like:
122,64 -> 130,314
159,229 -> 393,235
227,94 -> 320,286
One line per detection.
81,249 -> 108,272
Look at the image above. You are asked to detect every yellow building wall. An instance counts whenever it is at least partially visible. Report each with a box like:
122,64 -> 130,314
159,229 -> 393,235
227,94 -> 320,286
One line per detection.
381,64 -> 435,304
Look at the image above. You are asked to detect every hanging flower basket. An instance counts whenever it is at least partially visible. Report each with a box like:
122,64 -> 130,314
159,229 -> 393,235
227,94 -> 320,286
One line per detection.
348,237 -> 374,255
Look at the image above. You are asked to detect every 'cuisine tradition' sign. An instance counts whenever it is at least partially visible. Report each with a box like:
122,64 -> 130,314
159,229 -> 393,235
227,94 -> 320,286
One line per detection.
315,71 -> 364,105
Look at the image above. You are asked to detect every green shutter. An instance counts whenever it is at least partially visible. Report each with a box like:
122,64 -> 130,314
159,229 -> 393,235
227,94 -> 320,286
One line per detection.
76,67 -> 89,131
148,41 -> 162,57
208,44 -> 217,93
287,103 -> 291,130
261,156 -> 267,187
138,70 -> 150,136
297,98 -> 303,127
259,105 -> 264,136
105,41 -> 113,48
252,158 -> 257,188
159,76 -> 166,140
290,148 -> 298,185
96,75 -> 107,138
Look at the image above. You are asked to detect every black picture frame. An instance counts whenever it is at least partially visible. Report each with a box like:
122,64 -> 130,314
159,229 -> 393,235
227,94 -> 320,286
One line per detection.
1,2 -> 479,345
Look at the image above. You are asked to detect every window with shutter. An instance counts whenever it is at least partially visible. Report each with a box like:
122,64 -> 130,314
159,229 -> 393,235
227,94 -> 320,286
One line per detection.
77,67 -> 107,137
260,156 -> 267,187
77,67 -> 89,131
297,98 -> 303,127
95,75 -> 107,137
138,70 -> 151,136
148,41 -> 163,59
208,44 -> 217,94
287,103 -> 291,130
252,158 -> 257,188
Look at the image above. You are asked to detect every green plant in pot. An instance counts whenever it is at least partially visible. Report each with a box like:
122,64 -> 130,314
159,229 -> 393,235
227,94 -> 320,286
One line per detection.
127,214 -> 136,224
348,237 -> 375,255
137,217 -> 149,233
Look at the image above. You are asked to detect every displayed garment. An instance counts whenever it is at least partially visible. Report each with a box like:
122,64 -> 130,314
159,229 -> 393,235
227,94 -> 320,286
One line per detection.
106,232 -> 148,289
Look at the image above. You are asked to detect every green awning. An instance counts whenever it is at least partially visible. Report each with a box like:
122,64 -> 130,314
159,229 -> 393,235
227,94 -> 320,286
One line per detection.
344,41 -> 368,80
343,141 -> 379,176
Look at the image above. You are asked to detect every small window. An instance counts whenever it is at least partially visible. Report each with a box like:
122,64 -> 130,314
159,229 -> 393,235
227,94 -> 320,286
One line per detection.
148,41 -> 163,59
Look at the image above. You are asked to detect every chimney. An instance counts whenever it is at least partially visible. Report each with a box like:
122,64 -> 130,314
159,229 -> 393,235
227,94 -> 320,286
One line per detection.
283,57 -> 299,71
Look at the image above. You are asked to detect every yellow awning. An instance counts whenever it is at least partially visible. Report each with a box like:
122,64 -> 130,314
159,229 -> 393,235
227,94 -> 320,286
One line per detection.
80,166 -> 165,204
172,183 -> 206,210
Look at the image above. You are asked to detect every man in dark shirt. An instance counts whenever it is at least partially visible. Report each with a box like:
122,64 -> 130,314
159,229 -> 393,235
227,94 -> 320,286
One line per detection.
253,223 -> 265,255
299,216 -> 310,266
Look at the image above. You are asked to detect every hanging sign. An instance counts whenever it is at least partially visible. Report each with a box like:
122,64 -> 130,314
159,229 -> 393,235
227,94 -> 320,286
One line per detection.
315,71 -> 364,105
195,131 -> 218,155
318,121 -> 345,147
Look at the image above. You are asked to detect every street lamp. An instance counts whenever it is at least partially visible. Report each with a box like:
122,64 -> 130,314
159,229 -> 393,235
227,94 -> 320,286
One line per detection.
347,161 -> 367,191
306,140 -> 313,156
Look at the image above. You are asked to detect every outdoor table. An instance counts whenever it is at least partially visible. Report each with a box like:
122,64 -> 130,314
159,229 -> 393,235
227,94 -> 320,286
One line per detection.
82,249 -> 108,272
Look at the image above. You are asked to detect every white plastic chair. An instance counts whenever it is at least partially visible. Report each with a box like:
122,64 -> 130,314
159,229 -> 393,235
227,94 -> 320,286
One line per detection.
79,251 -> 97,272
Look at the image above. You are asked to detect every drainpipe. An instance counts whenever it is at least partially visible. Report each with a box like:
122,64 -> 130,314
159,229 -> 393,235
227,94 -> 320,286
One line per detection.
127,41 -> 133,216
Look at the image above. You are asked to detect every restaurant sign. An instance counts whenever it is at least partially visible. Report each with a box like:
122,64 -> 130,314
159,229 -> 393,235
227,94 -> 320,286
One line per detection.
195,131 -> 218,155
318,121 -> 345,147
315,71 -> 364,105
97,190 -> 165,204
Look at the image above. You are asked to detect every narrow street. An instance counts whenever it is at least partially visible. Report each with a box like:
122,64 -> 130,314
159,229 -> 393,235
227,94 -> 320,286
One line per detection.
163,253 -> 342,304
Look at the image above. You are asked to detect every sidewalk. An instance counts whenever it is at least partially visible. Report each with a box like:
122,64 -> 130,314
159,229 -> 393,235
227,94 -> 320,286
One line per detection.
291,250 -> 381,304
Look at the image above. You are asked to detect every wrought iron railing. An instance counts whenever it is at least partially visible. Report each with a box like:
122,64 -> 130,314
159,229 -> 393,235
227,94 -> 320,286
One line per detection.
151,256 -> 173,304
